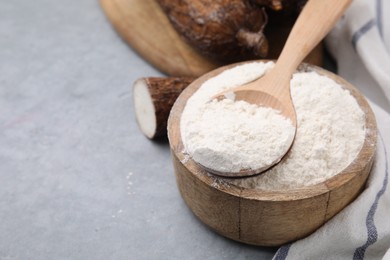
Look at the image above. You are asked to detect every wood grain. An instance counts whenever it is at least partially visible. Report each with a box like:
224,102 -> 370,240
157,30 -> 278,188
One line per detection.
100,0 -> 324,77
100,0 -> 221,77
167,61 -> 377,246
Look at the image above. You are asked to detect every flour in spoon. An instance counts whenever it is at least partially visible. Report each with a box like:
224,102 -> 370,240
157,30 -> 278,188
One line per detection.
181,62 -> 295,175
187,98 -> 295,174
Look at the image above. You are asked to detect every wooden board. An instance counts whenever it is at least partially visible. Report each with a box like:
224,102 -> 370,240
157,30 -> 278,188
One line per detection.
100,0 -> 323,77
100,0 -> 221,77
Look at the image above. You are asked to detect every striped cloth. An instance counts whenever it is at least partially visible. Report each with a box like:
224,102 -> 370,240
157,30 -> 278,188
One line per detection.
273,0 -> 390,259
326,0 -> 390,111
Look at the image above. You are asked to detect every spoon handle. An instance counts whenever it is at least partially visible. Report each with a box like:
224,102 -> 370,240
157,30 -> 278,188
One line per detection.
276,0 -> 352,74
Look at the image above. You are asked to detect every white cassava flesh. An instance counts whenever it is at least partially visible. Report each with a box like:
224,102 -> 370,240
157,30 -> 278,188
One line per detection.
133,79 -> 157,139
133,77 -> 195,139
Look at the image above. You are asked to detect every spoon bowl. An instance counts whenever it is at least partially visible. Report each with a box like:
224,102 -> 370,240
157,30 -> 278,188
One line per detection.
208,76 -> 297,177
218,65 -> 298,123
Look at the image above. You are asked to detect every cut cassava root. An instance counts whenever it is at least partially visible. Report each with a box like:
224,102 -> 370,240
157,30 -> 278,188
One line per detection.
133,77 -> 194,139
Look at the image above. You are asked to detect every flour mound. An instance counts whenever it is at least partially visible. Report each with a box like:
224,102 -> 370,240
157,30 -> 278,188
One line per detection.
185,99 -> 295,174
231,71 -> 366,190
180,62 -> 365,190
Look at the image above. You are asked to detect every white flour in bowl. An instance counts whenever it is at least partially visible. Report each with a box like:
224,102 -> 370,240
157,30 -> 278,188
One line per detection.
180,62 -> 366,190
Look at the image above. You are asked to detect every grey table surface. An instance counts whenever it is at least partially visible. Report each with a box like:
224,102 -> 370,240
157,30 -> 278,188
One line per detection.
0,0 -> 278,259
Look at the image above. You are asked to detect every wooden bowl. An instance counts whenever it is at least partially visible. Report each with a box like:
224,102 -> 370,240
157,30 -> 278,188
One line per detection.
167,62 -> 377,246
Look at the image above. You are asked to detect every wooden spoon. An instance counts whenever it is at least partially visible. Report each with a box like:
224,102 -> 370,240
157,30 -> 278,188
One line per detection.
208,0 -> 352,177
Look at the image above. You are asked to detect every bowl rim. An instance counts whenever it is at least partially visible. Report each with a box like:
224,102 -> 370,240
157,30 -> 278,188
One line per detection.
167,60 -> 377,202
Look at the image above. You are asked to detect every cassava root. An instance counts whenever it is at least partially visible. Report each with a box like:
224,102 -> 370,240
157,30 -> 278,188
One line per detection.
156,0 -> 308,63
133,77 -> 195,139
156,0 -> 269,62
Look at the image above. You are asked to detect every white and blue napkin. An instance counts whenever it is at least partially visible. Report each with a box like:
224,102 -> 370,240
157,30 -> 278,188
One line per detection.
274,0 -> 390,259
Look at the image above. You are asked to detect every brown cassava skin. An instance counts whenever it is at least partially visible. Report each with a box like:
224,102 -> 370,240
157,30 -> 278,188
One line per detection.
135,77 -> 195,139
156,0 -> 269,62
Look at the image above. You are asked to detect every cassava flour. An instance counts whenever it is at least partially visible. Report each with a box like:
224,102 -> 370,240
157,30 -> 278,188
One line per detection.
187,98 -> 295,174
180,62 -> 366,190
